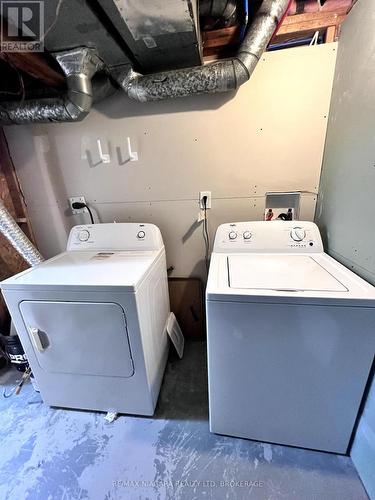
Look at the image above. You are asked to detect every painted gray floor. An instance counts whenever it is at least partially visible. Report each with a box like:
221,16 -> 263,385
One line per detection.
0,342 -> 368,500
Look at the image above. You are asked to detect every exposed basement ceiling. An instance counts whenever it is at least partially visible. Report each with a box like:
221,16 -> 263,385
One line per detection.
0,0 -> 353,123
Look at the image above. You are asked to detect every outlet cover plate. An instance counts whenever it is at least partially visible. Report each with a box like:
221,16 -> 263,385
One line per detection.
69,196 -> 87,215
199,191 -> 211,209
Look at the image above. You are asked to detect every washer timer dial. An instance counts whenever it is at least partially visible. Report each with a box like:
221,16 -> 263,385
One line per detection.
78,230 -> 90,242
228,231 -> 237,240
290,227 -> 306,242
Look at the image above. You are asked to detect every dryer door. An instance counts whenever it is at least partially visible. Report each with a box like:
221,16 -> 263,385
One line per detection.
19,301 -> 134,378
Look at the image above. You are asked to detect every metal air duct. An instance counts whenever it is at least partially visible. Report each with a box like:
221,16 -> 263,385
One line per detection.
0,47 -> 110,124
117,0 -> 290,101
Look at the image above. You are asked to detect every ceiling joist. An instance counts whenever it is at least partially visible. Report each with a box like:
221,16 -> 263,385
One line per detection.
203,6 -> 350,58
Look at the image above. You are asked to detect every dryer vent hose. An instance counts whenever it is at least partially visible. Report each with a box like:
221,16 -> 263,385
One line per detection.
0,200 -> 44,267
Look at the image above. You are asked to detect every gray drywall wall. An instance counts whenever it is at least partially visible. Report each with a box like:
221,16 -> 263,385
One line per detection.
5,43 -> 336,283
316,2 -> 375,282
315,1 -> 375,497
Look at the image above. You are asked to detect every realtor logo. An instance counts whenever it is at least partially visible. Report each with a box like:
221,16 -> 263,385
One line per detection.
1,1 -> 44,52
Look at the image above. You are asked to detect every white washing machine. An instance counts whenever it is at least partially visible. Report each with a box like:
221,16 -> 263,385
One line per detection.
1,223 -> 170,416
206,221 -> 375,453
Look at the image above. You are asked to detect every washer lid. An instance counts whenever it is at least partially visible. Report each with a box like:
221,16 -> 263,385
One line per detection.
228,255 -> 348,292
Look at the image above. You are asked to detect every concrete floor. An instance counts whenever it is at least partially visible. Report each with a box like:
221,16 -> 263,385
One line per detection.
0,342 -> 369,500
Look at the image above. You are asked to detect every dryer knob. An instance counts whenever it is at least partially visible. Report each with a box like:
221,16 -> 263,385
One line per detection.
78,230 -> 90,242
243,231 -> 252,240
229,231 -> 237,240
137,230 -> 146,239
290,227 -> 306,242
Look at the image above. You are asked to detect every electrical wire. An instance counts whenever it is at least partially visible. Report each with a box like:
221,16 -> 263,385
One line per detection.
85,205 -> 94,225
3,367 -> 31,398
202,197 -> 210,276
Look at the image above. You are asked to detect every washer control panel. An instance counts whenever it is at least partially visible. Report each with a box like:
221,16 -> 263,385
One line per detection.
214,221 -> 323,253
67,223 -> 164,251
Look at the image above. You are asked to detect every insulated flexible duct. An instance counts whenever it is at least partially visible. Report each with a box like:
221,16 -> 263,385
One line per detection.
118,0 -> 290,101
0,200 -> 43,267
200,0 -> 238,24
0,48 -> 108,124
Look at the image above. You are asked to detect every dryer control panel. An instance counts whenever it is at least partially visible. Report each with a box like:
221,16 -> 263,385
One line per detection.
67,223 -> 164,251
213,221 -> 324,253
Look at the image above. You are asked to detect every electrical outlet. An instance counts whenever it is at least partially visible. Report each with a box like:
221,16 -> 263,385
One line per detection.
199,191 -> 211,209
69,196 -> 87,215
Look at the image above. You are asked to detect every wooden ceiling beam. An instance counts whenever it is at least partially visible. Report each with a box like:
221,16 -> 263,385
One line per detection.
203,26 -> 242,49
273,8 -> 347,37
0,51 -> 65,88
203,7 -> 348,56
288,0 -> 352,16
0,16 -> 65,89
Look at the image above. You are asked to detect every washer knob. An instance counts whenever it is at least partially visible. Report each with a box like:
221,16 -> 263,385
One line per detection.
137,230 -> 146,239
229,231 -> 237,240
243,231 -> 252,240
290,227 -> 306,242
78,230 -> 90,242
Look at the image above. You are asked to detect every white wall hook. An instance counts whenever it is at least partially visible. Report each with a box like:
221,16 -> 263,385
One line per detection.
117,137 -> 139,165
97,139 -> 110,163
127,137 -> 138,162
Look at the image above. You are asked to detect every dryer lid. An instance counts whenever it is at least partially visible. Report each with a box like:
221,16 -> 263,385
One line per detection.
228,255 -> 348,292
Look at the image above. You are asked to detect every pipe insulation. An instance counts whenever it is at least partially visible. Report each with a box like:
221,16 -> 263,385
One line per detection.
118,0 -> 290,101
0,201 -> 43,267
0,48 -> 108,124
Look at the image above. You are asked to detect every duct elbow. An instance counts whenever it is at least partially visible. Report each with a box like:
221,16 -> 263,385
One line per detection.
231,58 -> 250,87
0,48 -> 105,124
233,0 -> 290,87
64,74 -> 94,121
57,49 -> 103,121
